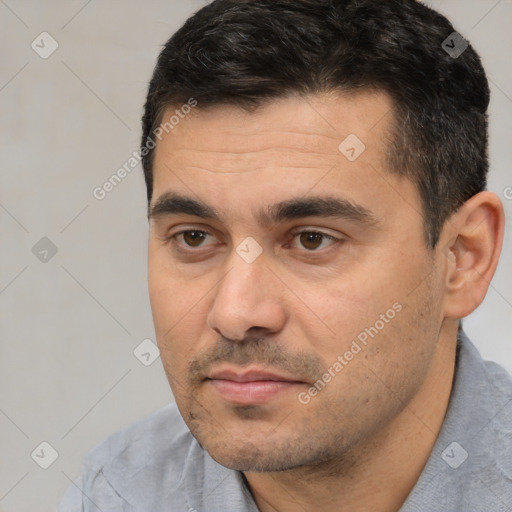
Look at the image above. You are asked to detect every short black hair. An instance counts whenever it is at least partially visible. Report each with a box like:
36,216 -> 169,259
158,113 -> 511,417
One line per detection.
141,0 -> 490,247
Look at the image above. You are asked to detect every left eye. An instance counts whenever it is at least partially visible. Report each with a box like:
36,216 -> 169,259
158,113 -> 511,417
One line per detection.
290,231 -> 338,251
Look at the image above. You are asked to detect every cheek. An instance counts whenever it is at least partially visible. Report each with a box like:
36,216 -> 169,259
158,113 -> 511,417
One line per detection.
293,272 -> 385,341
148,243 -> 195,326
148,256 -> 205,367
292,252 -> 425,360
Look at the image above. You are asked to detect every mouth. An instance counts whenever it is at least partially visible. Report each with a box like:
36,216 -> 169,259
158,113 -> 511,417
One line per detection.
205,368 -> 305,405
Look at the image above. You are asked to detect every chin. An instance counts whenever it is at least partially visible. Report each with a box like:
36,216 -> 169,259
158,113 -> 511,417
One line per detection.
207,442 -> 298,472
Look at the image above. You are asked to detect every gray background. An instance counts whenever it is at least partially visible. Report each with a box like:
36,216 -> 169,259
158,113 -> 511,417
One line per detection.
0,1 -> 510,510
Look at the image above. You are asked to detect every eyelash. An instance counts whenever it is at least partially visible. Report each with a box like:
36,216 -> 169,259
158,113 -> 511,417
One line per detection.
164,229 -> 341,253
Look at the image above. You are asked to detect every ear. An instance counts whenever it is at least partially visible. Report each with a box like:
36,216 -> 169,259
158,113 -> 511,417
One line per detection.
440,191 -> 505,319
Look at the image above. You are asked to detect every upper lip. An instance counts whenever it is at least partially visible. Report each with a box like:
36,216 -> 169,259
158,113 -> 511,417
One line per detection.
206,368 -> 302,383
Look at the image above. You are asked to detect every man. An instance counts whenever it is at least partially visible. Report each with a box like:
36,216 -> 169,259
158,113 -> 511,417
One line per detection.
59,0 -> 511,510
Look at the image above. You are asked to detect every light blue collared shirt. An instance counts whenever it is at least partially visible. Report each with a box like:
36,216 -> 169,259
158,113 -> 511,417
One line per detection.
59,330 -> 512,511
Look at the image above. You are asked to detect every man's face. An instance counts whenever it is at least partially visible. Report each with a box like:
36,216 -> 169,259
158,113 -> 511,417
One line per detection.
148,91 -> 447,472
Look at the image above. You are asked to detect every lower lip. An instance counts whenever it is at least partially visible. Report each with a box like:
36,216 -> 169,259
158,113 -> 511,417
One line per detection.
208,379 -> 300,405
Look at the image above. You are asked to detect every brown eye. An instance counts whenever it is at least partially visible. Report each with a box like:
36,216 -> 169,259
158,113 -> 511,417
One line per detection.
182,231 -> 207,247
299,232 -> 324,250
290,230 -> 338,251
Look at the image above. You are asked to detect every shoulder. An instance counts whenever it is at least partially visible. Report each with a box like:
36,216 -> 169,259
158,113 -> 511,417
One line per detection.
478,352 -> 512,475
481,355 -> 512,401
80,402 -> 196,502
85,401 -> 191,465
452,339 -> 512,508
402,333 -> 512,511
453,333 -> 512,470
59,402 -> 255,511
464,336 -> 512,434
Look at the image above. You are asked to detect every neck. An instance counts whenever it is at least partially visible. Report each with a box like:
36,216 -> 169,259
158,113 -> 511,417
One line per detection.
243,324 -> 458,512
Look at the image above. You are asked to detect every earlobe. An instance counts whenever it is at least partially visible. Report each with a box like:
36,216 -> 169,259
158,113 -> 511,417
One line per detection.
441,191 -> 505,319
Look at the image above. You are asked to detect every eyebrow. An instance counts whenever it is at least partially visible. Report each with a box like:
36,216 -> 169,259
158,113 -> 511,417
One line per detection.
149,193 -> 221,221
149,192 -> 378,227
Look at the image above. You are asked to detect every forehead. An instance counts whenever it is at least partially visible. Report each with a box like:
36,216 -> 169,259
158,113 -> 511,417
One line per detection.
152,90 -> 395,179
147,90 -> 417,234
149,90 -> 425,244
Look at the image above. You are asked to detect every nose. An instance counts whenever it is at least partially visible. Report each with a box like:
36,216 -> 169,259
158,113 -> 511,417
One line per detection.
206,250 -> 287,342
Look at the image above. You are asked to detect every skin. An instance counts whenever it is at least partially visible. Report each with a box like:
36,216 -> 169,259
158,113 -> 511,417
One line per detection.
148,90 -> 504,512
